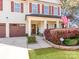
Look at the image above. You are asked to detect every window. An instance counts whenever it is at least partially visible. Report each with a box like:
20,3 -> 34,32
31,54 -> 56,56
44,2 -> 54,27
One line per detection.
54,7 -> 58,16
11,1 -> 24,13
14,3 -> 21,12
62,23 -> 64,28
44,5 -> 49,15
32,4 -> 38,14
54,24 -> 56,28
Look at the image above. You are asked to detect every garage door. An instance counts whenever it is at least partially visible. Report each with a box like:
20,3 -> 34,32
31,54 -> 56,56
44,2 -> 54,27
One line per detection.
10,24 -> 25,37
0,24 -> 6,37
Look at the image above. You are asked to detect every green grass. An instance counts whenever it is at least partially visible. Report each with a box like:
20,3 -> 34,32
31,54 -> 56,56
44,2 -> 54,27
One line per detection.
28,36 -> 36,44
29,48 -> 79,59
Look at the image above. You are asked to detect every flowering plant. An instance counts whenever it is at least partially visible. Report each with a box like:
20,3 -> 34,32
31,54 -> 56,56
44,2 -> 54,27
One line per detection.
44,28 -> 79,45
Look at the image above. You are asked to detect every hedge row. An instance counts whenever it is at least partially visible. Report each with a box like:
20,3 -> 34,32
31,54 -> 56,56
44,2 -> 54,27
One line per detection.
44,28 -> 79,45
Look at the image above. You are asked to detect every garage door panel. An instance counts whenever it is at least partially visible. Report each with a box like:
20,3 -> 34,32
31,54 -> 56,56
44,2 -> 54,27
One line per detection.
0,24 -> 6,37
10,24 -> 25,37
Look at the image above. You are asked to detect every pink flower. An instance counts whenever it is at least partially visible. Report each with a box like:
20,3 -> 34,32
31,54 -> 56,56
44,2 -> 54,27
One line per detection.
61,16 -> 69,25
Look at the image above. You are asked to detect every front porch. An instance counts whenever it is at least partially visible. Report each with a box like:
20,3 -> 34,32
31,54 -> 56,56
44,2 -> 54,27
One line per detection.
26,16 -> 62,36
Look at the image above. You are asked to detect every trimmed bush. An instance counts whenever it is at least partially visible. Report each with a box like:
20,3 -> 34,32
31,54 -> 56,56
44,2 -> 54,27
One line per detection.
44,28 -> 79,45
63,39 -> 78,46
28,36 -> 36,44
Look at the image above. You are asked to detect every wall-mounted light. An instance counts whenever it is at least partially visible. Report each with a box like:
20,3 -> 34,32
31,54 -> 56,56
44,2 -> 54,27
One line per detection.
6,17 -> 8,19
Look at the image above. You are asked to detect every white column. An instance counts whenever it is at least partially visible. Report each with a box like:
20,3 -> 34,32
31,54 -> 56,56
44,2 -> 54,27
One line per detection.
25,21 -> 28,34
25,24 -> 27,34
28,20 -> 31,36
36,24 -> 37,35
67,22 -> 70,28
6,23 -> 9,37
67,19 -> 70,28
56,20 -> 60,28
44,20 -> 47,30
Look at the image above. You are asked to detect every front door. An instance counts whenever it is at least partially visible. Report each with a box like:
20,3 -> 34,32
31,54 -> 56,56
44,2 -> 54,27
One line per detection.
31,24 -> 36,35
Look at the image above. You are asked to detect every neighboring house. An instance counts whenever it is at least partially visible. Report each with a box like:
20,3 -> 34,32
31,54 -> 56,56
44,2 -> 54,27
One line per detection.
0,0 -> 62,38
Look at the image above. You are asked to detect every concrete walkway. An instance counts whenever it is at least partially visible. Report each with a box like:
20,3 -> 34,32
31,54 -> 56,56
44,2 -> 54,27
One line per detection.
28,36 -> 52,49
0,37 -> 29,59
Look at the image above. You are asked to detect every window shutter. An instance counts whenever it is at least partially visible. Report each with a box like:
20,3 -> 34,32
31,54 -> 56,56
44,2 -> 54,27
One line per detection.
52,6 -> 54,15
11,1 -> 14,12
29,3 -> 32,13
0,0 -> 3,10
58,7 -> 60,16
21,3 -> 23,13
42,4 -> 44,14
49,6 -> 51,15
38,4 -> 40,14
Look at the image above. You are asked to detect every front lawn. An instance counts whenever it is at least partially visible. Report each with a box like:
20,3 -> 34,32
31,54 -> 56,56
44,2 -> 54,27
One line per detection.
29,48 -> 79,59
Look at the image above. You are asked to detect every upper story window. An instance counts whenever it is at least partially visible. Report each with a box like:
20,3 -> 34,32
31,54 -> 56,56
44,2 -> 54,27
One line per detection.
49,6 -> 61,16
44,5 -> 49,15
11,1 -> 24,13
29,3 -> 40,14
15,3 -> 21,12
32,4 -> 38,14
29,3 -> 61,16
54,6 -> 58,16
0,0 -> 3,10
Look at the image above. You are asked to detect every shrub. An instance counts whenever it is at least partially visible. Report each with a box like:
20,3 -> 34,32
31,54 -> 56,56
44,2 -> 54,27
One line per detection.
63,39 -> 78,46
44,28 -> 79,45
28,36 -> 36,44
44,29 -> 53,42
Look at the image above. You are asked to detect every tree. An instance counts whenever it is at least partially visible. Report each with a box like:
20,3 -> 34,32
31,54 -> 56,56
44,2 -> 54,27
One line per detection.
61,0 -> 79,16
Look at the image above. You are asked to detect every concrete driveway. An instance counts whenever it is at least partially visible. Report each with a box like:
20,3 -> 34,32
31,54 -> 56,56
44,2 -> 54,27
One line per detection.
0,37 -> 29,59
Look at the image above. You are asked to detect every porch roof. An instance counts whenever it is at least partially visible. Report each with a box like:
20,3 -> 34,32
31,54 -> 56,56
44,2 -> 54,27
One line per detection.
26,14 -> 61,18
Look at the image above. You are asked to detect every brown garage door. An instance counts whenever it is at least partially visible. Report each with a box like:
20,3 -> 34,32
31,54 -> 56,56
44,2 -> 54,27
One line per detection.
0,24 -> 6,37
10,24 -> 25,37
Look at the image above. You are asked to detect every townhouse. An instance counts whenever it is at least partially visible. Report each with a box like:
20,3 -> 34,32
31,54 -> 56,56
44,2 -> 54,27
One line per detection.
0,0 -> 62,38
